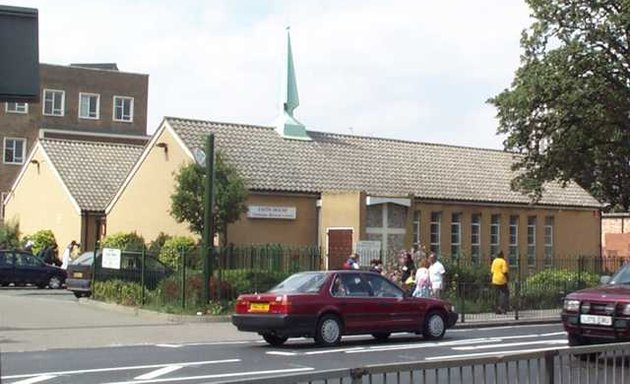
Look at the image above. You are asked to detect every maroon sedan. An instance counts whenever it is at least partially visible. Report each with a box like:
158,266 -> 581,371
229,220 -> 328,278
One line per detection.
231,270 -> 458,346
562,263 -> 630,346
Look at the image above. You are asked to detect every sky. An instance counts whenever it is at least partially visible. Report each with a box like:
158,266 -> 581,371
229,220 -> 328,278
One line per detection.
5,0 -> 532,149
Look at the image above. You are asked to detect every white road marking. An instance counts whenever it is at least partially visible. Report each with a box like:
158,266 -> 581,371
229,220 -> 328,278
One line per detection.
425,345 -> 570,360
449,323 -> 561,332
155,344 -> 182,348
10,375 -> 57,384
304,347 -> 363,355
452,339 -> 567,351
3,359 -> 240,380
265,351 -> 298,356
134,366 -> 183,380
103,367 -> 315,384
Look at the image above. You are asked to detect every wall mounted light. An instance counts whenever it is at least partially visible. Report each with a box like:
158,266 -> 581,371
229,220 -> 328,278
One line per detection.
156,142 -> 168,153
30,159 -> 40,173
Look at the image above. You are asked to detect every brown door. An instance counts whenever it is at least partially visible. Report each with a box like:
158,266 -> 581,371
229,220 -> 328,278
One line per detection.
327,229 -> 353,270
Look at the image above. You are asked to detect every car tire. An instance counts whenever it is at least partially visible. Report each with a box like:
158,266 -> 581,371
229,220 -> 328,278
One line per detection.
423,311 -> 446,340
48,276 -> 62,290
73,291 -> 85,299
315,314 -> 342,347
372,333 -> 391,341
262,334 -> 289,347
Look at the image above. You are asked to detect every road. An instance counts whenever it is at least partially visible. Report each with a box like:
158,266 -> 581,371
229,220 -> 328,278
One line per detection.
0,288 -> 576,383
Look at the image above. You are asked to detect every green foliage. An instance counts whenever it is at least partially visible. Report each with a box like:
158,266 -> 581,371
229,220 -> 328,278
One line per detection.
0,221 -> 20,249
148,232 -> 171,255
92,280 -> 143,306
220,269 -> 290,295
101,232 -> 145,252
520,269 -> 600,310
158,236 -> 197,270
170,152 -> 248,243
488,0 -> 630,211
25,229 -> 56,255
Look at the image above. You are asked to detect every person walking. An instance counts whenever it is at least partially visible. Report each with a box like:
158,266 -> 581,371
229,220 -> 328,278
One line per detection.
343,253 -> 360,270
413,258 -> 432,298
61,240 -> 79,270
491,251 -> 509,314
428,253 -> 445,299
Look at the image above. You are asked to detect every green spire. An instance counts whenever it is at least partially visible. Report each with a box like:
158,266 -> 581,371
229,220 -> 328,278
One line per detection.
276,27 -> 310,141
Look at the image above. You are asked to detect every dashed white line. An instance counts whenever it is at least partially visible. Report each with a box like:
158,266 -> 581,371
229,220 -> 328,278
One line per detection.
155,344 -> 182,348
103,367 -> 315,384
10,375 -> 57,384
265,351 -> 298,356
134,365 -> 183,380
452,339 -> 567,351
425,345 -> 570,360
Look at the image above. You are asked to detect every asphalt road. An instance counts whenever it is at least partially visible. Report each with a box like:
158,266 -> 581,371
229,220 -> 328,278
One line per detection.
1,323 -> 570,384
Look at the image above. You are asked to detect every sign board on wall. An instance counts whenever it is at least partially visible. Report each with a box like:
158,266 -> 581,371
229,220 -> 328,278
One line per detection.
102,248 -> 121,270
247,206 -> 296,220
355,240 -> 382,266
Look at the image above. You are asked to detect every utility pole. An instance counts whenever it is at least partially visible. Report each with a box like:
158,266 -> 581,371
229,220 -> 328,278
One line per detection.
202,134 -> 216,304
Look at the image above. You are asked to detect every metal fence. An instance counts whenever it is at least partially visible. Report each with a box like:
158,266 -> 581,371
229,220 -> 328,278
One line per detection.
217,342 -> 630,384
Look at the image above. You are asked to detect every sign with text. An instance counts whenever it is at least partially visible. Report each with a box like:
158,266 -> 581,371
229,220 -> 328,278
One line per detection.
101,248 -> 121,270
247,205 -> 296,220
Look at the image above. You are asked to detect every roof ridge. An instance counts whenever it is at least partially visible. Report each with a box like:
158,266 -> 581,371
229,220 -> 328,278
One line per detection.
165,116 -> 274,131
39,138 -> 145,149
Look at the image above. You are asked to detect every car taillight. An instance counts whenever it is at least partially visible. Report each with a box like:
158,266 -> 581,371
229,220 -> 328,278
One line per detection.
235,298 -> 249,314
269,295 -> 289,314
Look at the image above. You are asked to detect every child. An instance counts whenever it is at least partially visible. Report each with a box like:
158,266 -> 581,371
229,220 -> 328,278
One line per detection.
413,258 -> 432,298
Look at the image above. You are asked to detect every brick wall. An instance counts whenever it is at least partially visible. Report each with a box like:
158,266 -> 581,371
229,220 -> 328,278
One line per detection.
602,214 -> 630,257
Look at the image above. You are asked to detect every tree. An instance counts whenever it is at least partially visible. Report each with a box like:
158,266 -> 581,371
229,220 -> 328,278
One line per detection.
488,0 -> 630,211
170,152 -> 248,244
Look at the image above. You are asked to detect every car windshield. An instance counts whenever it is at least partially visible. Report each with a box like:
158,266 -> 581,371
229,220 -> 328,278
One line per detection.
269,272 -> 327,294
72,252 -> 94,266
609,263 -> 630,285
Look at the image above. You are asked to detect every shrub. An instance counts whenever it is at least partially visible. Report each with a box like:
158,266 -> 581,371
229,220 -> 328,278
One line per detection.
220,269 -> 290,295
148,232 -> 171,255
158,236 -> 197,270
24,229 -> 56,255
92,279 -> 143,306
101,232 -> 145,252
0,221 -> 20,248
152,271 -> 230,306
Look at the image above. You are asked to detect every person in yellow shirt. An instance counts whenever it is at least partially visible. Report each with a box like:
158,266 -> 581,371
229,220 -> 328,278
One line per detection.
490,251 -> 509,314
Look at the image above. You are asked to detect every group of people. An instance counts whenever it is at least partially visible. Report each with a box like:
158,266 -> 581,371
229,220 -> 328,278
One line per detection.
343,249 -> 446,299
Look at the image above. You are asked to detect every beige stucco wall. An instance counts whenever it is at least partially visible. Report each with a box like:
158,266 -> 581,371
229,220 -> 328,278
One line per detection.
227,193 -> 318,246
106,126 -> 195,242
3,147 -> 81,249
319,191 -> 366,248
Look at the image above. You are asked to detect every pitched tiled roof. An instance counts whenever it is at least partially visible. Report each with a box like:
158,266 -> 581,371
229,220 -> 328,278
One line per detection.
166,117 -> 601,208
41,139 -> 144,211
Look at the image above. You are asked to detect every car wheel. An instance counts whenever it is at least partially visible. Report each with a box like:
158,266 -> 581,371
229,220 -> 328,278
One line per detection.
73,291 -> 85,299
262,334 -> 289,347
423,311 -> 446,340
315,314 -> 342,347
372,333 -> 391,341
48,276 -> 62,290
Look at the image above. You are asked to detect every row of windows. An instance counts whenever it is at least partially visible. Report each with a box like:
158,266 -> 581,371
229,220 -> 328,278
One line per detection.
413,212 -> 555,265
5,90 -> 134,122
3,137 -> 25,165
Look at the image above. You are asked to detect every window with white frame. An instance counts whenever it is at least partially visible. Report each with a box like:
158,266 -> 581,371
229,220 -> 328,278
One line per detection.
5,102 -> 28,114
430,212 -> 441,256
509,215 -> 519,264
490,214 -> 500,258
471,213 -> 481,263
3,138 -> 26,164
79,93 -> 100,119
43,89 -> 65,116
451,213 -> 462,257
412,210 -> 421,247
544,216 -> 554,265
527,216 -> 537,266
113,96 -> 134,122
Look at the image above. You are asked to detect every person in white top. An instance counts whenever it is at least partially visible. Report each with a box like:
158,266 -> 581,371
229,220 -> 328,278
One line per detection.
428,253 -> 445,299
60,240 -> 79,270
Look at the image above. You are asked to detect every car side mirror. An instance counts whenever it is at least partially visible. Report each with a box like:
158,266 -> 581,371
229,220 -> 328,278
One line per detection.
600,276 -> 612,285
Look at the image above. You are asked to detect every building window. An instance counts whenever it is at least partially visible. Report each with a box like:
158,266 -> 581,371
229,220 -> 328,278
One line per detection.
412,211 -> 421,248
43,89 -> 65,116
490,214 -> 500,258
3,137 -> 26,164
5,102 -> 28,114
471,214 -> 481,263
451,213 -> 462,257
544,216 -> 554,266
509,215 -> 519,265
79,93 -> 100,119
527,216 -> 537,266
430,212 -> 441,256
113,96 -> 134,122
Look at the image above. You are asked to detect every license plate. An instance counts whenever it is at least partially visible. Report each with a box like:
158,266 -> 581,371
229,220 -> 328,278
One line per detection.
580,314 -> 612,326
249,302 -> 269,312
73,272 -> 83,278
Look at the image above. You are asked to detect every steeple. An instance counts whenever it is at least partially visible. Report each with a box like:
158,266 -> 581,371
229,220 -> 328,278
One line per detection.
275,27 -> 311,140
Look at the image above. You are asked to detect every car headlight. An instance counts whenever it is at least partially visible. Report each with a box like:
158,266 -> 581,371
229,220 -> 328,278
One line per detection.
564,299 -> 580,312
623,303 -> 630,316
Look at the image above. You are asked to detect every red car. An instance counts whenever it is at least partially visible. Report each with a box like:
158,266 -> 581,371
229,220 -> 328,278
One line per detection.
561,263 -> 630,346
231,270 -> 458,346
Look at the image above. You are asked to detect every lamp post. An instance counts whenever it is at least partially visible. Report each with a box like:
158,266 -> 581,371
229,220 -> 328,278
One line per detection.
199,134 -> 216,305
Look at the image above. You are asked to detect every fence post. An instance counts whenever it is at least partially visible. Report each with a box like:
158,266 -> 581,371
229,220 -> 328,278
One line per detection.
91,239 -> 100,296
543,350 -> 556,384
141,245 -> 146,306
181,246 -> 186,309
514,253 -> 520,321
578,255 -> 583,290
350,368 -> 367,384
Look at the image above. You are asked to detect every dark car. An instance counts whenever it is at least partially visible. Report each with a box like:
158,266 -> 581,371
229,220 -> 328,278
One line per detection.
232,270 -> 458,346
0,249 -> 67,289
561,263 -> 630,346
66,251 -> 172,298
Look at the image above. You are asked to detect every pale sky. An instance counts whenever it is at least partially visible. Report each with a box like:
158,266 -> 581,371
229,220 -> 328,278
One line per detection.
6,0 -> 531,149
